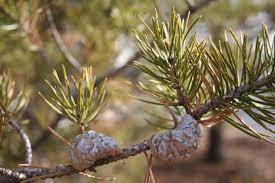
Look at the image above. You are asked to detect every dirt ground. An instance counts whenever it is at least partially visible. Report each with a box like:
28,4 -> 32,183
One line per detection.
153,137 -> 275,183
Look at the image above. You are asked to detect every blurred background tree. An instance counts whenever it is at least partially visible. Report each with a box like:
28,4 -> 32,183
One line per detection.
0,0 -> 275,182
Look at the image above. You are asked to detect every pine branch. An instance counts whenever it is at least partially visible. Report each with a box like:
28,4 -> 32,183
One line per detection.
133,10 -> 204,114
8,120 -> 32,165
0,71 -> 31,164
2,1 -> 275,182
44,1 -> 82,72
195,73 -> 275,118
32,0 -> 216,150
97,0 -> 217,85
134,9 -> 275,140
3,139 -> 150,182
39,66 -> 110,132
0,167 -> 26,182
1,2 -> 221,182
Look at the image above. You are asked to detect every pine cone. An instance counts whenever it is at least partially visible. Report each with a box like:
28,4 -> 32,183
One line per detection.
69,131 -> 120,171
150,114 -> 201,161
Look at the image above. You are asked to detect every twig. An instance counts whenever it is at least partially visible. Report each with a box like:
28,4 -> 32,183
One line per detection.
47,126 -> 71,146
44,1 -> 82,72
33,0 -> 217,153
20,167 -> 75,183
8,120 -> 32,165
32,114 -> 62,150
7,139 -> 150,181
17,164 -> 52,170
12,63 -> 270,181
194,73 -> 275,118
0,167 -> 26,182
1,1 -> 218,182
96,0 -> 217,86
79,172 -> 116,181
144,151 -> 155,183
143,152 -> 150,183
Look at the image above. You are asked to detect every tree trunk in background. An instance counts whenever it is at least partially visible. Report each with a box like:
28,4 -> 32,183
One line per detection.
204,123 -> 223,163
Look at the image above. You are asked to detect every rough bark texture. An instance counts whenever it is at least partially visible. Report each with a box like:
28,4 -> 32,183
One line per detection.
0,167 -> 26,182
8,120 -> 32,165
3,70 -> 274,182
0,0 -> 220,181
195,73 -> 275,118
31,0 -> 217,150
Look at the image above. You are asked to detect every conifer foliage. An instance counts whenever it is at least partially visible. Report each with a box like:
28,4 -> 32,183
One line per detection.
0,2 -> 275,182
39,66 -> 110,132
134,10 -> 275,143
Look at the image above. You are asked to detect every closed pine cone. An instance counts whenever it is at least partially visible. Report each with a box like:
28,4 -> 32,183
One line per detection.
150,114 -> 201,161
69,131 -> 120,171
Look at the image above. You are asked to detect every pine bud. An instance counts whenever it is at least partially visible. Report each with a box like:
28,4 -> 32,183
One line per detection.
69,131 -> 120,171
150,114 -> 201,161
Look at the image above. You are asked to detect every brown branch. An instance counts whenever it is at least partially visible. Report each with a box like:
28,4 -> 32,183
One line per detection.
144,151 -> 155,183
7,139 -> 150,182
1,1 -> 216,181
8,120 -> 32,165
78,172 -> 116,181
44,1 -> 82,72
194,73 -> 275,118
47,126 -> 71,146
7,1 -> 272,181
32,0 -> 216,151
97,0 -> 217,85
22,47 -> 274,182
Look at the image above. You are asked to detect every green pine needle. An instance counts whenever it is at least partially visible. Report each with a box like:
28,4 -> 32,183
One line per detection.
40,65 -> 110,130
0,71 -> 29,119
0,71 -> 29,139
133,10 -> 275,143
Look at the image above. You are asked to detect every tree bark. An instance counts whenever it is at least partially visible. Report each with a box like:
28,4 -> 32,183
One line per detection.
204,123 -> 223,162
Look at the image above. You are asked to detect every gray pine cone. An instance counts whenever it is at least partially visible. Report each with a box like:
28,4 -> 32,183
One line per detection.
69,131 -> 120,171
150,114 -> 201,161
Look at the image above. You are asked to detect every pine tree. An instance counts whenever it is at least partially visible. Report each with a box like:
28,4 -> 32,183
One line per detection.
0,1 -> 275,183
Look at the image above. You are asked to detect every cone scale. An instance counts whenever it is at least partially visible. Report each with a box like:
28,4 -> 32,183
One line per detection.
69,131 -> 120,171
150,114 -> 201,161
